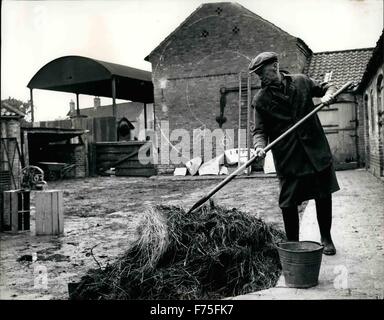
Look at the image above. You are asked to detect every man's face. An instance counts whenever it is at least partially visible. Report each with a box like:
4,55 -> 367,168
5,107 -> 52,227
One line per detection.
256,62 -> 279,85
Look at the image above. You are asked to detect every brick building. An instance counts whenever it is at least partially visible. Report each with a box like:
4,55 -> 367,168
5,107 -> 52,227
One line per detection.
145,2 -> 377,174
145,2 -> 312,173
357,30 -> 384,179
306,48 -> 373,169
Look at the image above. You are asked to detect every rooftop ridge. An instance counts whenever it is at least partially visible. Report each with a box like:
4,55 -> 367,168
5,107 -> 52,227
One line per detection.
313,47 -> 374,55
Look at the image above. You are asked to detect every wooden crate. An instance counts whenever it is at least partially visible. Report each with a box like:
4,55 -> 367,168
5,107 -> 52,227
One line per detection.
0,171 -> 12,231
2,190 -> 30,232
35,190 -> 64,235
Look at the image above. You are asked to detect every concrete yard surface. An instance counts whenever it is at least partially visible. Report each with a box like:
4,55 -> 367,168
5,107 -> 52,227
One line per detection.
0,174 -> 294,300
2,169 -> 381,300
230,169 -> 384,300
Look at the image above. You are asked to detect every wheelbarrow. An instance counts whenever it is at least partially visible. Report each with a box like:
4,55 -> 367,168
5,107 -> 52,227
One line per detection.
37,162 -> 76,181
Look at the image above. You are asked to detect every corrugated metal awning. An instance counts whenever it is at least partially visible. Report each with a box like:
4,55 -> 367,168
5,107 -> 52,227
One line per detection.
27,56 -> 153,103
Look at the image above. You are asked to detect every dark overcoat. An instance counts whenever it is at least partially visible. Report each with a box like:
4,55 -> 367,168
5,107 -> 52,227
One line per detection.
251,72 -> 336,178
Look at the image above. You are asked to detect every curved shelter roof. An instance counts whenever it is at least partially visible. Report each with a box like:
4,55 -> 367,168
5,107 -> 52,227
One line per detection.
28,55 -> 154,103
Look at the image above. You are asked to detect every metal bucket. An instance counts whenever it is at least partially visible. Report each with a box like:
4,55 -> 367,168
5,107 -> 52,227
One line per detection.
277,241 -> 324,288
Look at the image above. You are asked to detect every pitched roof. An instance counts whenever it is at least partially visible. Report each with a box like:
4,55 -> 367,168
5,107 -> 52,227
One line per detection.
144,2 -> 306,61
1,101 -> 26,119
305,48 -> 374,90
358,29 -> 384,91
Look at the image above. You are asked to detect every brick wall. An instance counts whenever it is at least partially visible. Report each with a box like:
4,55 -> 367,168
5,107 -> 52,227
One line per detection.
356,94 -> 365,166
73,145 -> 87,178
361,63 -> 384,178
147,3 -> 311,173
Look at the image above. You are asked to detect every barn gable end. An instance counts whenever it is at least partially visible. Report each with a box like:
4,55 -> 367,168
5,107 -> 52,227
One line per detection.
146,2 -> 311,79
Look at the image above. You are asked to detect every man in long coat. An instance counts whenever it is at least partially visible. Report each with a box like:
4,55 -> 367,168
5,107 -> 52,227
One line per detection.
249,52 -> 339,255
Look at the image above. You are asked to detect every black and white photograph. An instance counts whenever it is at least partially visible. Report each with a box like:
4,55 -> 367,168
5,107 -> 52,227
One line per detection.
0,0 -> 383,311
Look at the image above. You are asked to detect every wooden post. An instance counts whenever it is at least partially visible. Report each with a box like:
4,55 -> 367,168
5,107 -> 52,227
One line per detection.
30,88 -> 34,123
143,103 -> 148,139
247,73 -> 251,175
112,77 -> 117,119
76,93 -> 80,117
83,132 -> 89,177
89,143 -> 97,176
35,190 -> 64,235
238,73 -> 242,168
22,130 -> 29,167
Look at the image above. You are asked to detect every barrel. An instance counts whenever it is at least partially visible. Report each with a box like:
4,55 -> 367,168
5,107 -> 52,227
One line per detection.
277,241 -> 324,288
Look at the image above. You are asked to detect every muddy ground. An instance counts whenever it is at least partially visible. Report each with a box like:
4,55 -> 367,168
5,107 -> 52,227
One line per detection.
0,175 -> 306,300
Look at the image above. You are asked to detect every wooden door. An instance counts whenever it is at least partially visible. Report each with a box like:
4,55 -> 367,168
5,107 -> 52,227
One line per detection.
317,96 -> 358,169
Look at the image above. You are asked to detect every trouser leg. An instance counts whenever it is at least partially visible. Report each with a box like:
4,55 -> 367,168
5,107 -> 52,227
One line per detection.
315,194 -> 336,255
315,194 -> 332,241
281,206 -> 299,241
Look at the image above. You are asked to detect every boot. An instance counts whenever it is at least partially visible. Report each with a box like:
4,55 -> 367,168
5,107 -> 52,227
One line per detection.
315,195 -> 336,255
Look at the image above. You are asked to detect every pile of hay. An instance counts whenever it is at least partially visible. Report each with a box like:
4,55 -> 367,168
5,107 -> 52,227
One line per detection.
70,202 -> 285,300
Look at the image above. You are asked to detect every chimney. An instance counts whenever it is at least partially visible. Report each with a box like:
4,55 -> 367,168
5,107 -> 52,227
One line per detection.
69,99 -> 75,114
94,96 -> 101,109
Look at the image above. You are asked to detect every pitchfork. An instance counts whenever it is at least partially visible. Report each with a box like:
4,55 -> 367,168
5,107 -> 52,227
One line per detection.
187,81 -> 354,214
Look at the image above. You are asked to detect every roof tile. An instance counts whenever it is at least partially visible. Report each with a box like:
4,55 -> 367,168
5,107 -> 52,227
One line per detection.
305,48 -> 374,90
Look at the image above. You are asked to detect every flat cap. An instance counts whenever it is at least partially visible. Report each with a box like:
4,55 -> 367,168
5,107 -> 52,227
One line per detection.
248,52 -> 278,74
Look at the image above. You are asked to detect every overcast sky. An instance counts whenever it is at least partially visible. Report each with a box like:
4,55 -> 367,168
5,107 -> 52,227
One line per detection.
1,0 -> 383,121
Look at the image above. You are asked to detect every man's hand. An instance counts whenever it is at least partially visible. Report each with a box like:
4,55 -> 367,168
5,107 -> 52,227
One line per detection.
320,93 -> 334,106
254,147 -> 266,159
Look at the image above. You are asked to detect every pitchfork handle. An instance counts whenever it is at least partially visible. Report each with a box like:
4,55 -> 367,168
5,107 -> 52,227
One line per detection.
187,81 -> 353,214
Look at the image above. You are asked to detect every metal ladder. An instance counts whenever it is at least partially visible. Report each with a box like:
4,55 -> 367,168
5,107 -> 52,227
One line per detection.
238,72 -> 252,174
